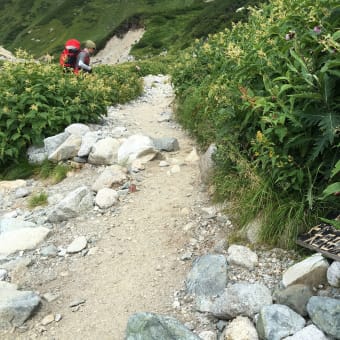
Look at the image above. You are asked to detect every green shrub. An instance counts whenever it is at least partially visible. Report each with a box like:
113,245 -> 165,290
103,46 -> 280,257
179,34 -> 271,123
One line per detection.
28,191 -> 48,208
0,56 -> 143,166
172,0 -> 340,246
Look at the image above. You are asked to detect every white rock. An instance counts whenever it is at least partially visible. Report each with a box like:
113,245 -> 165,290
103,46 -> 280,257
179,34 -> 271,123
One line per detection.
282,254 -> 329,288
117,134 -> 156,165
78,131 -> 101,158
67,236 -> 87,254
170,165 -> 181,174
223,316 -> 259,340
159,161 -> 169,167
0,227 -> 50,256
327,261 -> 340,287
0,218 -> 36,234
92,165 -> 127,192
65,123 -> 90,136
199,330 -> 217,340
95,188 -> 119,209
88,137 -> 120,165
227,244 -> 258,270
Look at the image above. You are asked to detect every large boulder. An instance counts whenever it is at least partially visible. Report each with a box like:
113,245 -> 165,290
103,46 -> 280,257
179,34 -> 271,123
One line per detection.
0,218 -> 36,234
125,312 -> 201,340
65,123 -> 90,136
117,134 -> 157,165
256,304 -> 306,340
306,296 -> 340,338
48,134 -> 82,162
78,131 -> 102,158
95,188 -> 119,209
210,282 -> 272,319
88,137 -> 121,165
153,137 -> 179,152
282,254 -> 329,288
47,186 -> 93,223
44,131 -> 70,157
273,284 -> 313,316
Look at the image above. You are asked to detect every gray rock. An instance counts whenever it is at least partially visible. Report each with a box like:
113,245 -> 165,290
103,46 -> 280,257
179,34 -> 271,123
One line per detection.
210,282 -> 272,319
0,288 -> 41,329
47,186 -> 93,223
78,131 -> 101,158
282,254 -> 329,288
245,218 -> 262,244
48,134 -> 82,162
256,304 -> 306,340
153,137 -> 179,152
307,296 -> 340,338
283,325 -> 328,340
199,143 -> 216,184
273,284 -> 313,316
40,245 -> 58,257
44,132 -> 70,157
186,254 -> 227,297
125,312 -> 201,340
0,269 -> 7,281
26,145 -> 47,164
327,261 -> 340,288
227,244 -> 258,270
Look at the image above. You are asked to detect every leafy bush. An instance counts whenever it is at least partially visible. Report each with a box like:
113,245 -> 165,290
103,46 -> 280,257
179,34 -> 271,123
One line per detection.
172,0 -> 340,246
0,54 -> 142,166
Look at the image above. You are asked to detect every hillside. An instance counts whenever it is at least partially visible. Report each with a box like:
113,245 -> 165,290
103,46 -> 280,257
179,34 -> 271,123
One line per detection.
0,0 -> 258,57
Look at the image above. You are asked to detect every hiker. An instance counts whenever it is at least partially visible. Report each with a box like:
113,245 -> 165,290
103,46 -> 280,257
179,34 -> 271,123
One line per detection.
76,40 -> 96,74
59,39 -> 81,73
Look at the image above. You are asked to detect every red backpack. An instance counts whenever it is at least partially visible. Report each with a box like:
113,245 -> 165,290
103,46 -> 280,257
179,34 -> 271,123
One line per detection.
59,39 -> 81,71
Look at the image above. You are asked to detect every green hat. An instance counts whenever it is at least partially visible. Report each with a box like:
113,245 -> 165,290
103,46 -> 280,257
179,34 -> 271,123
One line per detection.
85,40 -> 96,49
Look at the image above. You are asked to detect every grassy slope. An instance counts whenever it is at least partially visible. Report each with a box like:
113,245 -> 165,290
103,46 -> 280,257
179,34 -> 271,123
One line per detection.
0,0 -> 258,58
0,0 -> 199,56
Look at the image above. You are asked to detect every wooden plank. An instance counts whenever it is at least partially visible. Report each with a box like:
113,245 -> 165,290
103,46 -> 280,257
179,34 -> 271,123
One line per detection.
296,239 -> 340,262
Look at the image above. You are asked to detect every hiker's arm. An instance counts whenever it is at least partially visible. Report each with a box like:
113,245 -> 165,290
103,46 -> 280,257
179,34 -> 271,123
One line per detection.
78,59 -> 91,72
77,52 -> 92,72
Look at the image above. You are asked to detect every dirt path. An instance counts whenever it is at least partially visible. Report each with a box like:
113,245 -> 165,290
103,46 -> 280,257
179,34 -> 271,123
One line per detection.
1,74 -> 207,340
46,77 -> 202,339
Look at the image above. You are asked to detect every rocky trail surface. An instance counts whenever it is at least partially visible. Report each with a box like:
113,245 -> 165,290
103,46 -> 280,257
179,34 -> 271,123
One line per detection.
0,36 -> 339,340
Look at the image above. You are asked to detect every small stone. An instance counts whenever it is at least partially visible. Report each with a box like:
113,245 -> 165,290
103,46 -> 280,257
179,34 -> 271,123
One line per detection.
55,314 -> 62,322
0,269 -> 7,281
41,314 -> 54,326
159,161 -> 169,167
67,236 -> 87,254
69,299 -> 86,308
42,292 -> 60,303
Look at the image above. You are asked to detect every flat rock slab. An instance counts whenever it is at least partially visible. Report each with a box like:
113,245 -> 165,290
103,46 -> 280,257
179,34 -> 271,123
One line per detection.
0,227 -> 50,256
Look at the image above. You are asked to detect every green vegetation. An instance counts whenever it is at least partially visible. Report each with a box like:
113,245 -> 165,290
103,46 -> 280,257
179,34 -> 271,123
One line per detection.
0,53 -> 142,167
172,0 -> 340,247
0,0 -> 258,58
28,191 -> 48,208
36,160 -> 70,184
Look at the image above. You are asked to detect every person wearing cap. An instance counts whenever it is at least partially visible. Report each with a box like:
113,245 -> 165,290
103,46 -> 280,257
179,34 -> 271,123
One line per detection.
76,40 -> 96,73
